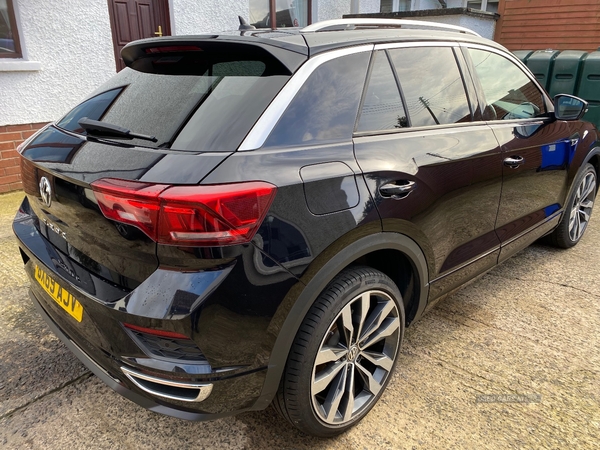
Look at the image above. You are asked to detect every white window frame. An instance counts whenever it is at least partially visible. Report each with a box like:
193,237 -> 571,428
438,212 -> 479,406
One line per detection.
463,0 -> 499,12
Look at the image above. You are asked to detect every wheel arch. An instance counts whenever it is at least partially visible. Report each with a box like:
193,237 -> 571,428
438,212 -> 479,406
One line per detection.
252,231 -> 430,410
584,147 -> 600,188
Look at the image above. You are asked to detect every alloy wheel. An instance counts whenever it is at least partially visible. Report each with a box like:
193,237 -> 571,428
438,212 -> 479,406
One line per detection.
310,290 -> 401,425
568,171 -> 596,242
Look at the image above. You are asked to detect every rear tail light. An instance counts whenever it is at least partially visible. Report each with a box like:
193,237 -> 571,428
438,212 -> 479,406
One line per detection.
91,178 -> 276,247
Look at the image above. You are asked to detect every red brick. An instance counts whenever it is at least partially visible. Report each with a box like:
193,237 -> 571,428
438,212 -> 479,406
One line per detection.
9,181 -> 23,191
0,174 -> 20,184
0,126 -> 7,133
0,158 -> 18,168
0,184 -> 11,194
0,168 -> 5,177
31,122 -> 50,130
0,132 -> 22,141
0,141 -> 15,151
6,124 -> 31,132
21,130 -> 37,139
5,165 -> 20,175
1,150 -> 19,159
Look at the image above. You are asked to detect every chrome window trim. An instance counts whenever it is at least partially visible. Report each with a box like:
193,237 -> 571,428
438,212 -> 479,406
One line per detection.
458,42 -> 554,115
352,120 -> 500,141
238,44 -> 374,151
486,119 -> 547,128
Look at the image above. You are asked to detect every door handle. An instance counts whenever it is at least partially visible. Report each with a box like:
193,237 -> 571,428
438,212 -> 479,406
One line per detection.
155,25 -> 163,37
379,180 -> 415,199
503,156 -> 524,169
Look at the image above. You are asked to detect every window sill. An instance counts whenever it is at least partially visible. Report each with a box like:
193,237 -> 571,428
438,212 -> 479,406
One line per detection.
0,59 -> 42,72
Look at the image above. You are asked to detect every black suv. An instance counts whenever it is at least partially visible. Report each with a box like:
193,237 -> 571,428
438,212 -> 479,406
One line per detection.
13,18 -> 599,436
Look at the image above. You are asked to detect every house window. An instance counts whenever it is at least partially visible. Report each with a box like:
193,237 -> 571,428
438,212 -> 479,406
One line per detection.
466,0 -> 499,13
380,0 -> 412,12
249,0 -> 312,29
0,0 -> 22,58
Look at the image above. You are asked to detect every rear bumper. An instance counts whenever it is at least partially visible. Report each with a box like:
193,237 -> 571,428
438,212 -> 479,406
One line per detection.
30,290 -> 221,420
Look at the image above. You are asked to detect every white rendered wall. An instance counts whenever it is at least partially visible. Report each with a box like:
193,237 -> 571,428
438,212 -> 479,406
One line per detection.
171,0 -> 249,35
318,0 -> 378,21
0,0 -> 116,126
359,0 -> 381,13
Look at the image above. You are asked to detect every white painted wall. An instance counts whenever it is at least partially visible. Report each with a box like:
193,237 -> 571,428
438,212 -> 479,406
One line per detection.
360,0 -> 381,13
317,0 -> 378,21
0,0 -> 116,126
171,0 -> 249,35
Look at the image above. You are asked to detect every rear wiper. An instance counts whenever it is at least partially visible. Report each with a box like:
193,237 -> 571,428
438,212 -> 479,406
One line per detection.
78,117 -> 158,143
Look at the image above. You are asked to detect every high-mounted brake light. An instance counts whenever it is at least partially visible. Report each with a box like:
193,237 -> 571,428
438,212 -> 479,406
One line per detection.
145,45 -> 203,54
90,179 -> 277,247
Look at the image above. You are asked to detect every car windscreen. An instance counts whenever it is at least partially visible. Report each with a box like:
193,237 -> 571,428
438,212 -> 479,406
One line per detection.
55,51 -> 291,152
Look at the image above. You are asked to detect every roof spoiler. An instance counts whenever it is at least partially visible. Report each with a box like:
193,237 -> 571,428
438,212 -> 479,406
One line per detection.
121,35 -> 308,74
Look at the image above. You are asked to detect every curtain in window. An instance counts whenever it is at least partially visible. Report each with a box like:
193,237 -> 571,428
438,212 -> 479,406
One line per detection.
290,0 -> 308,27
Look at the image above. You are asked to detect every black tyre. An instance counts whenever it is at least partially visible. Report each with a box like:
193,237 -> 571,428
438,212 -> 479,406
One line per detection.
274,266 -> 405,437
548,163 -> 597,248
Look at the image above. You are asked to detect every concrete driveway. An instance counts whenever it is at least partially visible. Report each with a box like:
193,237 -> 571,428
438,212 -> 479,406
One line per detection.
1,190 -> 599,449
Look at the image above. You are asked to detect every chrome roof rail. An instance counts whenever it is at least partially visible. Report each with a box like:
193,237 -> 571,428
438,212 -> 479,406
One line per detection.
301,18 -> 481,37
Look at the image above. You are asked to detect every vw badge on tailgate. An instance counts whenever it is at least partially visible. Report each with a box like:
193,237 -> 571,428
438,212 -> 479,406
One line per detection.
39,176 -> 52,207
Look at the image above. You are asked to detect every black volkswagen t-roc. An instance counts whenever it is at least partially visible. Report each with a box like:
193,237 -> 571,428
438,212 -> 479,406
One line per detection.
13,18 -> 599,436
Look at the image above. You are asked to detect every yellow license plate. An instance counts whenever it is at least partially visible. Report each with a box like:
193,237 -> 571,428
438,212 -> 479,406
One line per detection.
34,265 -> 84,322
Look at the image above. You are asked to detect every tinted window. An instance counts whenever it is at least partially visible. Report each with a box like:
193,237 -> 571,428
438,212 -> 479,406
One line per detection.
264,52 -> 370,148
389,47 -> 472,127
56,88 -> 123,134
357,51 -> 408,132
468,48 -> 546,120
58,54 -> 290,151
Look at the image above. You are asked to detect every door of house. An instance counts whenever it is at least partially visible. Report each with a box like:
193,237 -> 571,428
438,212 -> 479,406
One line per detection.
107,0 -> 171,71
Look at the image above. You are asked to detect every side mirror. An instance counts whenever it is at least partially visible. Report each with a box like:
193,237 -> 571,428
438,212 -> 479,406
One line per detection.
554,94 -> 588,121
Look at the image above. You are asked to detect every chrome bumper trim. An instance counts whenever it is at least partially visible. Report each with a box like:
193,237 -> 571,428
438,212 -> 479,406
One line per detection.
121,366 -> 213,403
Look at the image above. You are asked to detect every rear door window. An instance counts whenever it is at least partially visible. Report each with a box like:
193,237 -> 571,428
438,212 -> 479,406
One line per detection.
388,47 -> 472,127
264,52 -> 370,148
356,50 -> 408,132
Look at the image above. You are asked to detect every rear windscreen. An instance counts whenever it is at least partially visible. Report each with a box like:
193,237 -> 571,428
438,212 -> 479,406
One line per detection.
55,49 -> 291,152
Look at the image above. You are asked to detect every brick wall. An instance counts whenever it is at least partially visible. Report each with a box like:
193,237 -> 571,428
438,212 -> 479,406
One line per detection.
0,123 -> 49,194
